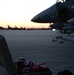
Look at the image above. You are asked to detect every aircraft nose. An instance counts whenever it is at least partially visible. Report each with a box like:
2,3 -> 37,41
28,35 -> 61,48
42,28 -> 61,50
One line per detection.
31,4 -> 58,23
31,14 -> 42,23
31,13 -> 51,23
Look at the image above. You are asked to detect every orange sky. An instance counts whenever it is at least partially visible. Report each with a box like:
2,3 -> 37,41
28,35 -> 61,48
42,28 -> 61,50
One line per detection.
0,20 -> 50,28
0,0 -> 56,28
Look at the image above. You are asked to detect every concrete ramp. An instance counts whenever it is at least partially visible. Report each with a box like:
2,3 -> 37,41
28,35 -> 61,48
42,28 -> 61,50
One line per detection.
52,36 -> 74,43
0,35 -> 17,75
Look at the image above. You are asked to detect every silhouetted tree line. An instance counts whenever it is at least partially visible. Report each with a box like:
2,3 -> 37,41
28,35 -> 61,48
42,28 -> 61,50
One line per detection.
0,25 -> 51,30
7,25 -> 26,30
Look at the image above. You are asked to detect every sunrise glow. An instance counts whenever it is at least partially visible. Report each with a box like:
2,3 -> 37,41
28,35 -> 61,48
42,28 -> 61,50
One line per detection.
0,0 -> 56,28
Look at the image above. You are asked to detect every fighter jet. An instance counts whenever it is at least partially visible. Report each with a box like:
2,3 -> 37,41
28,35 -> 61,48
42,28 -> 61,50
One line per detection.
50,17 -> 74,35
50,22 -> 74,35
31,0 -> 74,23
31,0 -> 74,35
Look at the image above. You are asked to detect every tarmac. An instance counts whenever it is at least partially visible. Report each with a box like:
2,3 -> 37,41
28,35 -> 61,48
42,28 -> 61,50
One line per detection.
0,30 -> 74,75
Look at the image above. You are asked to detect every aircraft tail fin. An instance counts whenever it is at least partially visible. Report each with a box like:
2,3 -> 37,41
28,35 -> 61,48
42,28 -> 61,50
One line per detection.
0,35 -> 17,75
